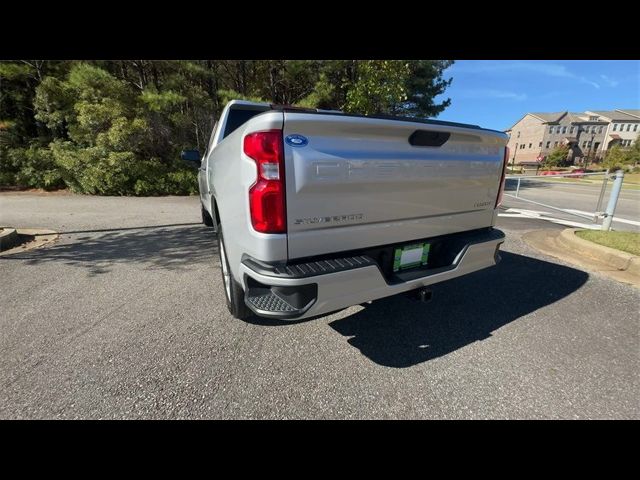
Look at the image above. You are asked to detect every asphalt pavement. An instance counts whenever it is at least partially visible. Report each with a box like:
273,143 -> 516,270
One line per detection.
1,192 -> 638,419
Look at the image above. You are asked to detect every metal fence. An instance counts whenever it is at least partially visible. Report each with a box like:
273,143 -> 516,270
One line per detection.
504,170 -> 625,231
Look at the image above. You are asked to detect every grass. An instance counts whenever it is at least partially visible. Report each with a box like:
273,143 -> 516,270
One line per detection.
623,172 -> 640,185
575,230 -> 640,256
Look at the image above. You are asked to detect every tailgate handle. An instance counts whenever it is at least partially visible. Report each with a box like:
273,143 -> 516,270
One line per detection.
408,130 -> 450,147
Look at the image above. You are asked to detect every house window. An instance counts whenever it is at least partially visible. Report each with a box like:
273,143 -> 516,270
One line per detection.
554,141 -> 558,147
584,126 -> 590,133
598,126 -> 604,134
539,142 -> 542,147
546,141 -> 551,148
582,141 -> 587,147
589,116 -> 599,121
613,124 -> 618,131
634,124 -> 638,132
528,143 -> 532,148
520,144 -> 525,149
549,126 -> 554,134
562,126 -> 567,134
570,126 -> 574,134
517,131 -> 521,138
627,124 -> 631,132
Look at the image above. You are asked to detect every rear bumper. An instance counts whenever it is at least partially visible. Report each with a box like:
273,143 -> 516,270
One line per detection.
240,229 -> 505,320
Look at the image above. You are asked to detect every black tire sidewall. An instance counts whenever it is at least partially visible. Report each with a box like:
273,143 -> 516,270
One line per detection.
216,228 -> 250,319
202,205 -> 214,227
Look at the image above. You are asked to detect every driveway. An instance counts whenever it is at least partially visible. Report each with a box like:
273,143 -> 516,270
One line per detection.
1,192 -> 638,419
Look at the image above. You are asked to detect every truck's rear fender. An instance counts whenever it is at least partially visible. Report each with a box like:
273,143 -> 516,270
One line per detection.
209,110 -> 287,280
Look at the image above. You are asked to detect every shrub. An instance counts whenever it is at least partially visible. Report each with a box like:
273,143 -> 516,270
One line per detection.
544,145 -> 570,168
0,145 -> 64,189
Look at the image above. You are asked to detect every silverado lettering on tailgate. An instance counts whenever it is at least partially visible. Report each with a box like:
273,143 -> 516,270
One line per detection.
294,213 -> 364,226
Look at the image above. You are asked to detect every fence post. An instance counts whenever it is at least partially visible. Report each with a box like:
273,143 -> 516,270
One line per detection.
602,170 -> 624,231
594,169 -> 609,223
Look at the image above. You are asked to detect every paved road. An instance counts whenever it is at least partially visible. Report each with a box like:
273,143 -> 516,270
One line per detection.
1,192 -> 638,419
503,177 -> 640,232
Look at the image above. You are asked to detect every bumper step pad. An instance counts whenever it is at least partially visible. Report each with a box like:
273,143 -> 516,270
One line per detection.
243,254 -> 376,279
246,291 -> 297,313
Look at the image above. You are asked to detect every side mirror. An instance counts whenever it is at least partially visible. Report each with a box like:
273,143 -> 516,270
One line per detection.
180,149 -> 201,166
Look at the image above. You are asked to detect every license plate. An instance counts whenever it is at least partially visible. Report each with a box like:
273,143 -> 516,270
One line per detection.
393,243 -> 430,272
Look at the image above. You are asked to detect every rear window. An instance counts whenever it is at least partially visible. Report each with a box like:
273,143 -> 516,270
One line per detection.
223,109 -> 267,139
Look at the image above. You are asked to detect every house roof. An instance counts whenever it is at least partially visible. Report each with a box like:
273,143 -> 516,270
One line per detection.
617,109 -> 640,119
586,110 -> 640,121
530,112 -> 566,123
566,112 -> 590,123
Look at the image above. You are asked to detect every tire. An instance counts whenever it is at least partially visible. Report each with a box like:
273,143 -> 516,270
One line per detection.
201,205 -> 214,227
217,228 -> 252,320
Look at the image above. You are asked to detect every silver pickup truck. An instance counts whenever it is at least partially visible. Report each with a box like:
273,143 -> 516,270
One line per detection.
184,100 -> 509,320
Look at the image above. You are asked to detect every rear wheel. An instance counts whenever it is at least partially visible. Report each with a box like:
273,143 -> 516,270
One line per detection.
217,228 -> 252,320
201,205 -> 214,227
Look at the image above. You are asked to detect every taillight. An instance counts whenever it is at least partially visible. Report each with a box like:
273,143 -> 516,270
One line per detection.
244,130 -> 286,233
495,146 -> 509,208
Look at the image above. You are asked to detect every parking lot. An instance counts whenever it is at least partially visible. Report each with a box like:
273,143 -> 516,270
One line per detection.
1,192 -> 638,419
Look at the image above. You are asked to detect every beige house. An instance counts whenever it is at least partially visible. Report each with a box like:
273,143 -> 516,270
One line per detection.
506,109 -> 639,165
505,113 -> 549,164
585,110 -> 640,157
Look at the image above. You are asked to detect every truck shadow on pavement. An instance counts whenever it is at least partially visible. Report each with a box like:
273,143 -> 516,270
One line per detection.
329,251 -> 589,368
1,224 -> 214,275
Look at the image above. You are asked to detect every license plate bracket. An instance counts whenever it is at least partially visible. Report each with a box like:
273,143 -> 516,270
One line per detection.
393,242 -> 430,272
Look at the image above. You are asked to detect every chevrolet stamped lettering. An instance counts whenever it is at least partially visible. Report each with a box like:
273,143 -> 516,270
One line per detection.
196,100 -> 508,320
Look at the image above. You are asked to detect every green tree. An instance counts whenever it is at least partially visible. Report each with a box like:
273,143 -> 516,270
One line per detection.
625,135 -> 640,166
298,60 -> 453,117
1,59 -> 455,194
544,145 -> 570,168
402,60 -> 454,117
603,144 -> 634,171
344,60 -> 410,115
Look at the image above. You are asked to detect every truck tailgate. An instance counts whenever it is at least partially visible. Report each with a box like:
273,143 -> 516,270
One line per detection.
282,112 -> 508,259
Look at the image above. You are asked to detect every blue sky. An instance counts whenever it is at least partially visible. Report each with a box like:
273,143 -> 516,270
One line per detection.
433,60 -> 640,131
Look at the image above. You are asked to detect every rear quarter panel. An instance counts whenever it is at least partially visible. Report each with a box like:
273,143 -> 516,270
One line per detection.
209,111 -> 287,280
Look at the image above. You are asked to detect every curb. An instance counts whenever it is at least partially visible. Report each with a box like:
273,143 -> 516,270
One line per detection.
0,228 -> 59,256
558,228 -> 639,275
0,228 -> 19,251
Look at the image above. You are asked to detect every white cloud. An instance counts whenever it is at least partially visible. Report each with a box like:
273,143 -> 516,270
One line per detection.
450,61 -> 601,89
456,89 -> 527,101
599,74 -> 619,87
